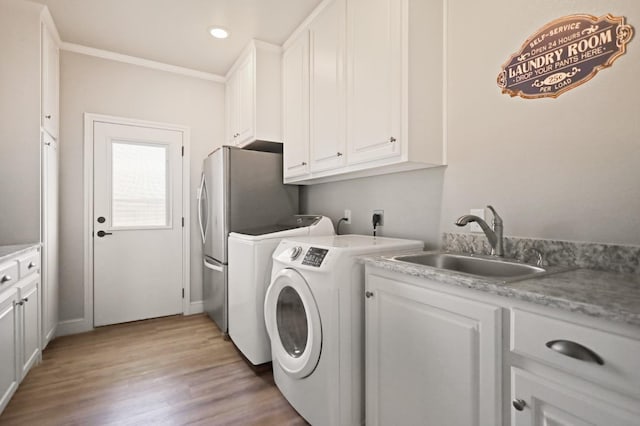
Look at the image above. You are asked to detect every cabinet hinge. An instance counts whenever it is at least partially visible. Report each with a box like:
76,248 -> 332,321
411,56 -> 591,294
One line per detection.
181,146 -> 184,157
182,288 -> 185,298
182,217 -> 185,227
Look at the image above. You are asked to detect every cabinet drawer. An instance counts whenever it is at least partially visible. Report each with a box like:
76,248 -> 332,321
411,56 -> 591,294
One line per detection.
0,261 -> 19,292
17,250 -> 40,279
511,308 -> 640,398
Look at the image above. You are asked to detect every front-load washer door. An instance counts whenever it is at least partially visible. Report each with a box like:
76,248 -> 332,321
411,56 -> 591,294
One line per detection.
265,268 -> 322,379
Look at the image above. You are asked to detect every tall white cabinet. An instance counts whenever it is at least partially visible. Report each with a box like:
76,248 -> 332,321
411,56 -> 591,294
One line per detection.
0,1 -> 60,350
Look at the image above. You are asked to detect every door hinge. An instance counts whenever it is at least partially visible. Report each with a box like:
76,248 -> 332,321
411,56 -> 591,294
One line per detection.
181,146 -> 184,157
182,288 -> 185,298
182,217 -> 185,227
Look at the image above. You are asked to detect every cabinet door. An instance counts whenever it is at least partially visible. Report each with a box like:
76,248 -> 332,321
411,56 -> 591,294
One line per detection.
17,274 -> 39,378
225,72 -> 239,145
41,23 -> 59,139
309,0 -> 347,173
235,51 -> 255,145
346,0 -> 403,165
282,31 -> 310,179
42,134 -> 58,348
511,368 -> 638,426
366,274 -> 501,426
0,288 -> 19,413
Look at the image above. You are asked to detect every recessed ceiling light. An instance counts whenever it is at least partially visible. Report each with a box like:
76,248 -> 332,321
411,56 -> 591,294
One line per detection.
209,27 -> 229,39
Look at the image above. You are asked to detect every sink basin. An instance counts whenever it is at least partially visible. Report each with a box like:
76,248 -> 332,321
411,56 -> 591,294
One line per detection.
391,252 -> 546,279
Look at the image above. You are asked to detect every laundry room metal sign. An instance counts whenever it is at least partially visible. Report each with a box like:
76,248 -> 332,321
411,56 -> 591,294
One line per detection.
497,14 -> 634,99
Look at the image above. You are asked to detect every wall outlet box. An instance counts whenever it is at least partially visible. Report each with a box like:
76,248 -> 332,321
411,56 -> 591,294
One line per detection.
373,209 -> 384,226
469,208 -> 485,233
344,209 -> 351,224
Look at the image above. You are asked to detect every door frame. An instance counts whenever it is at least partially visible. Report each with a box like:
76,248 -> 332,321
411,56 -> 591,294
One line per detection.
83,113 -> 191,330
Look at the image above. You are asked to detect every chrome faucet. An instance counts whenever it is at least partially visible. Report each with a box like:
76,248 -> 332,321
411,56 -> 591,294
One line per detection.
455,205 -> 504,257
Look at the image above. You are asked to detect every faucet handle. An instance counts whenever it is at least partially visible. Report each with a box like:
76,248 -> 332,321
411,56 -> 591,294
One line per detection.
486,205 -> 503,225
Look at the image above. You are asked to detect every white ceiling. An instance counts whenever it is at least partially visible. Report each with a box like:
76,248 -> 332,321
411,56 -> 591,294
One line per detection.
31,0 -> 323,76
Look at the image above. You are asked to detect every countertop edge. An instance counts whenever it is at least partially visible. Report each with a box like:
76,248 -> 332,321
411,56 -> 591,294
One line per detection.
359,251 -> 640,328
0,243 -> 41,264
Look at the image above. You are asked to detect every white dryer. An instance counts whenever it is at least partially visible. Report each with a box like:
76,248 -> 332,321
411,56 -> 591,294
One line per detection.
264,235 -> 423,425
227,215 -> 334,365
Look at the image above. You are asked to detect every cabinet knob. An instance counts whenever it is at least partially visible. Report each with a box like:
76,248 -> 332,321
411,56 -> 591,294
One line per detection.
512,399 -> 527,411
365,291 -> 374,298
233,133 -> 240,138
45,114 -> 52,119
15,300 -> 24,306
301,161 -> 307,166
21,297 -> 29,303
28,262 -> 36,269
336,152 -> 343,157
389,136 -> 397,143
1,275 -> 12,283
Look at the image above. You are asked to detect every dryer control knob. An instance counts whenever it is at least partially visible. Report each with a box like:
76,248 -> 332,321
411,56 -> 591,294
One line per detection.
290,246 -> 303,260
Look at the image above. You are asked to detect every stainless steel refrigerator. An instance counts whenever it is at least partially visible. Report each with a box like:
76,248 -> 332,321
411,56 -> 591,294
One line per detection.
197,146 -> 298,333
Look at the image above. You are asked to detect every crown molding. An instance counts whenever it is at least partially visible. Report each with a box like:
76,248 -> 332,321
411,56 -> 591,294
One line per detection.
61,42 -> 226,83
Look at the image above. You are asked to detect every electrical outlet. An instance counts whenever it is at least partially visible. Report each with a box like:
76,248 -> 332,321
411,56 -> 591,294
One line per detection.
344,209 -> 351,224
469,208 -> 485,232
373,209 -> 384,226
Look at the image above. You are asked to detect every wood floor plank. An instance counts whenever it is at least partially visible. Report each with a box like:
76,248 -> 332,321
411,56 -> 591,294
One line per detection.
0,314 -> 307,425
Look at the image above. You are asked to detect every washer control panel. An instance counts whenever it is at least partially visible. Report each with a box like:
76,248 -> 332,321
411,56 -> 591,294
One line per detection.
302,247 -> 329,267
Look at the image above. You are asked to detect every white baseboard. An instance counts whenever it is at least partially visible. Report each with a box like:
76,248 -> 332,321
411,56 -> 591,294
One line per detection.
56,303 -> 204,337
188,300 -> 204,315
56,318 -> 93,337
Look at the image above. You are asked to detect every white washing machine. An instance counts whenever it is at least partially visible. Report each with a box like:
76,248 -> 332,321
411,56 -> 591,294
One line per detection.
264,235 -> 423,425
227,215 -> 334,365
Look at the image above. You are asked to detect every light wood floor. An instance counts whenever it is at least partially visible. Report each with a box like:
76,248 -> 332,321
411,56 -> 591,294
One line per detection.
0,314 -> 307,425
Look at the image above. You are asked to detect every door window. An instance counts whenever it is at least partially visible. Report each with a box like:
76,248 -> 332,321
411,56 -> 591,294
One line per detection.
111,141 -> 170,228
276,286 -> 308,358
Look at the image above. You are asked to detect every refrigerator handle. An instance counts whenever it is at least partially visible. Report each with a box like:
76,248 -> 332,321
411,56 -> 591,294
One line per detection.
203,259 -> 223,272
197,172 -> 207,244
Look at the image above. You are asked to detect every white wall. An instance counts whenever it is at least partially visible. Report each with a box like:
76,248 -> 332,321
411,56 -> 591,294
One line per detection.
0,0 -> 43,245
441,0 -> 640,245
305,0 -> 640,247
302,167 -> 445,245
59,51 -> 224,321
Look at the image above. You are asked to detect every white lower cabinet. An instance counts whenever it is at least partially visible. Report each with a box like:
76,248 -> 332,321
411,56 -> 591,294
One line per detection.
365,271 -> 502,426
508,308 -> 640,426
0,288 -> 19,413
365,266 -> 640,426
0,247 -> 41,415
511,368 -> 638,426
17,274 -> 39,378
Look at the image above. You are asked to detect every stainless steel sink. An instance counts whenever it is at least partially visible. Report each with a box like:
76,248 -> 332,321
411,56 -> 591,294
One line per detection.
391,252 -> 546,279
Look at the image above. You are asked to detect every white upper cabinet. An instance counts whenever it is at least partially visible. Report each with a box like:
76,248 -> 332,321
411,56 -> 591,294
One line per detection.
309,0 -> 346,173
346,0 -> 401,165
225,40 -> 282,148
282,31 -> 310,179
41,21 -> 59,139
282,0 -> 445,184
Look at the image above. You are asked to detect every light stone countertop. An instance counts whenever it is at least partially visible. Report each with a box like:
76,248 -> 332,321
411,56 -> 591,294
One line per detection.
360,250 -> 640,328
0,243 -> 40,263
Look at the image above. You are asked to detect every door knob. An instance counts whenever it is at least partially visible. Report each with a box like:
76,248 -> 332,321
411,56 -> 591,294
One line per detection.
97,216 -> 106,223
365,291 -> 374,298
97,230 -> 113,237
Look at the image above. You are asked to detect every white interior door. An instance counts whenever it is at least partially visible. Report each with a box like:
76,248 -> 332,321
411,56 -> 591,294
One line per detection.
93,121 -> 183,327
